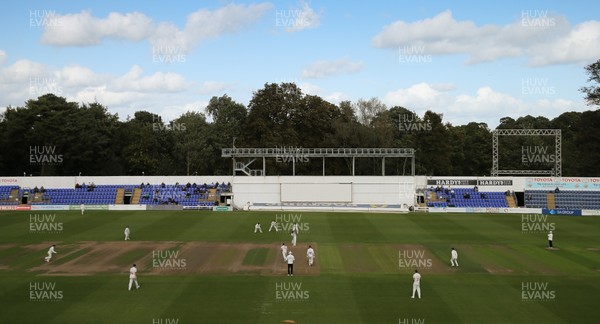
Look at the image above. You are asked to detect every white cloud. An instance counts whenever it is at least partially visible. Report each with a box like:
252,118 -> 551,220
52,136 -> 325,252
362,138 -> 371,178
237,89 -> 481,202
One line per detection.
301,58 -> 363,79
0,50 -> 6,65
40,3 -> 272,53
0,59 -> 199,121
278,0 -> 321,33
160,101 -> 208,121
111,65 -> 191,92
384,82 -> 451,110
40,11 -> 153,46
298,81 -> 346,104
57,65 -> 107,87
198,81 -> 232,95
373,10 -> 600,66
383,83 -> 578,127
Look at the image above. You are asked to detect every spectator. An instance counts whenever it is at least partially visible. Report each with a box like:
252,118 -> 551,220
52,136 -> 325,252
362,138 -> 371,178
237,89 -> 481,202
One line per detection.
33,186 -> 39,193
161,182 -> 166,188
480,193 -> 486,199
473,185 -> 479,192
40,186 -> 45,193
554,187 -> 560,193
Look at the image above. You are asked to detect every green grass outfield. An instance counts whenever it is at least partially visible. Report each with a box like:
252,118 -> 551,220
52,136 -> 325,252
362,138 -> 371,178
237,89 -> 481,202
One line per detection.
1,210 -> 599,324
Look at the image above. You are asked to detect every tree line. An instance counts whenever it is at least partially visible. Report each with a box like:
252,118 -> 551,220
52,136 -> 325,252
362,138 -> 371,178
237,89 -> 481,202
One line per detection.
1,60 -> 599,177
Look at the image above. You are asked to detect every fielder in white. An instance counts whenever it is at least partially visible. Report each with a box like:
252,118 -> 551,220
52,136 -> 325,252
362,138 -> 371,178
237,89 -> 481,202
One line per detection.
124,226 -> 131,240
291,231 -> 297,246
80,203 -> 85,215
281,243 -> 288,262
411,270 -> 421,299
268,220 -> 278,232
44,244 -> 57,262
254,222 -> 263,233
286,251 -> 295,276
451,247 -> 459,267
292,222 -> 299,234
307,245 -> 315,266
548,231 -> 554,248
128,264 -> 140,290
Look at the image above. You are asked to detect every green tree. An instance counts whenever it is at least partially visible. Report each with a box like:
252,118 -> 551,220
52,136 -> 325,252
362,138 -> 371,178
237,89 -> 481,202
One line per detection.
580,59 -> 600,107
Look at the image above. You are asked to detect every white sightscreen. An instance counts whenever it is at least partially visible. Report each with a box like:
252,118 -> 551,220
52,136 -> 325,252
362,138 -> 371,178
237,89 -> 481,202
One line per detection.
280,183 -> 352,202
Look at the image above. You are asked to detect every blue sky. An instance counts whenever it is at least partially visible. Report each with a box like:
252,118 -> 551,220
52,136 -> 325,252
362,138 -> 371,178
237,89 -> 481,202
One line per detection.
1,0 -> 599,127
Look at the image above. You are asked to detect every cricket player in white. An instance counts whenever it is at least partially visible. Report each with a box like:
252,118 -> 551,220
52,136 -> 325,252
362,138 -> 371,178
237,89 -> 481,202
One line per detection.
128,264 -> 140,290
254,222 -> 263,233
292,222 -> 299,234
124,226 -> 131,241
80,203 -> 85,215
307,245 -> 315,266
286,251 -> 295,276
291,231 -> 297,246
451,247 -> 459,266
269,220 -> 278,232
411,270 -> 421,299
281,243 -> 288,262
548,231 -> 553,248
44,244 -> 57,262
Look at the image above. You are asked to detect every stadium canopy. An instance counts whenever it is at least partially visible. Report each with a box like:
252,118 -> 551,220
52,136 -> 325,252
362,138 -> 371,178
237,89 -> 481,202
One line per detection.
221,148 -> 415,176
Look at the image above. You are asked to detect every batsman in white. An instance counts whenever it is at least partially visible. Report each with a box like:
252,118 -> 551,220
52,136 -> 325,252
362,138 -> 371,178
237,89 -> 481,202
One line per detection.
451,247 -> 459,267
291,231 -> 297,246
44,244 -> 57,262
411,269 -> 421,299
306,245 -> 315,266
268,220 -> 278,232
128,264 -> 140,290
281,243 -> 288,262
124,226 -> 131,240
254,222 -> 263,233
